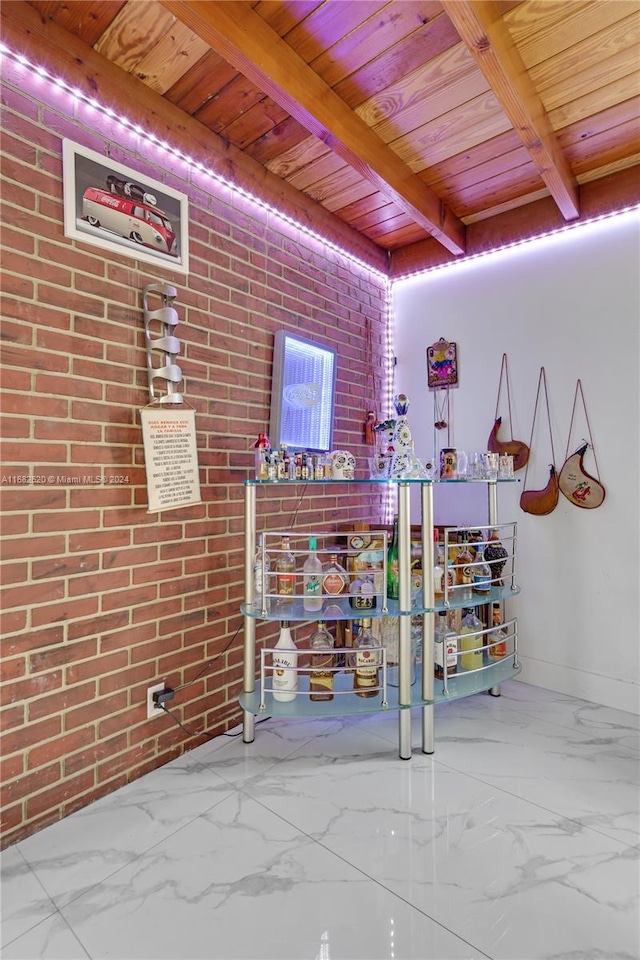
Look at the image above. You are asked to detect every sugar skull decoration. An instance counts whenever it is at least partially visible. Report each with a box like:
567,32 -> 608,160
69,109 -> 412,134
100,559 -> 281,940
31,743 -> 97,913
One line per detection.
330,450 -> 356,480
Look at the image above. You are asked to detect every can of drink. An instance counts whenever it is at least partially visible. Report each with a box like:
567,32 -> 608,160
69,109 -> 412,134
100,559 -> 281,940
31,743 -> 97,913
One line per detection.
440,448 -> 457,479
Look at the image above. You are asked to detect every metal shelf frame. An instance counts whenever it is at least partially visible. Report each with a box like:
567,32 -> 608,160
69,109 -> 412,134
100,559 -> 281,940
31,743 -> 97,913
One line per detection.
241,478 -> 518,758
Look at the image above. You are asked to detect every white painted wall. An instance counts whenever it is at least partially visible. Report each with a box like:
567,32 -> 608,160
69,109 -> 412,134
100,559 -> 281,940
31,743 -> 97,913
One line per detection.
392,211 -> 640,714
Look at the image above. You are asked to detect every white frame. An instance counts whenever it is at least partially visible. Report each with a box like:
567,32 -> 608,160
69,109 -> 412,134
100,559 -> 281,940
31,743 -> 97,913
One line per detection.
62,139 -> 189,274
269,330 -> 337,452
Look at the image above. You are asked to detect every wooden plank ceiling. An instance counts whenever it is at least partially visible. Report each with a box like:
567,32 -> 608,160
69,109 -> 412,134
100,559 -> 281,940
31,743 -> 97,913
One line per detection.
14,0 -> 640,271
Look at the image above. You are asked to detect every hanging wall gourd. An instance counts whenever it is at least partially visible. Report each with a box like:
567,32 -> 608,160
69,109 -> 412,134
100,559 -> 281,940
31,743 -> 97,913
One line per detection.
558,380 -> 606,509
519,367 -> 559,517
488,353 -> 529,471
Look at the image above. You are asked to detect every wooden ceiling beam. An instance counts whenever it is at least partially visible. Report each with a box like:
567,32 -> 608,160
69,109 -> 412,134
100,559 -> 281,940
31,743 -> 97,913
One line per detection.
442,0 -> 580,221
389,165 -> 639,278
160,0 -> 467,256
0,0 -> 388,273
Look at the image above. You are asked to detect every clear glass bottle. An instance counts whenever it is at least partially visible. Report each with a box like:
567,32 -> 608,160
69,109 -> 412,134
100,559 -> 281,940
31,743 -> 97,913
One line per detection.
309,620 -> 335,701
454,531 -> 474,601
252,535 -> 271,610
487,601 -> 508,661
434,610 -> 457,679
349,574 -> 377,610
433,539 -> 454,599
254,432 -> 270,480
275,535 -> 296,603
387,515 -> 399,600
272,621 -> 298,702
353,618 -> 380,698
472,545 -> 492,594
459,607 -> 484,671
303,536 -> 323,612
322,552 -> 348,597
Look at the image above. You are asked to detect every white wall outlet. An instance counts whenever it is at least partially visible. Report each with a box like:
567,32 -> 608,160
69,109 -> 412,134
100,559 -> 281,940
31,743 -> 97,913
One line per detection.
147,682 -> 166,719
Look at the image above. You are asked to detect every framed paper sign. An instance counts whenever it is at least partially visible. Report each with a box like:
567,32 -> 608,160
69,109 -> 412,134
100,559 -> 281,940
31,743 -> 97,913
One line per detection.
62,139 -> 189,274
427,337 -> 459,389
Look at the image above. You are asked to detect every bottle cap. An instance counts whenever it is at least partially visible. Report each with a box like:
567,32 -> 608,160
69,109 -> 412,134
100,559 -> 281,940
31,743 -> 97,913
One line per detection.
309,536 -> 317,550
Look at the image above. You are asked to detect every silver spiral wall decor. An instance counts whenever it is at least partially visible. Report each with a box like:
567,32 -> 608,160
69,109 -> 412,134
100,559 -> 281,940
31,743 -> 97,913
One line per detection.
142,282 -> 183,404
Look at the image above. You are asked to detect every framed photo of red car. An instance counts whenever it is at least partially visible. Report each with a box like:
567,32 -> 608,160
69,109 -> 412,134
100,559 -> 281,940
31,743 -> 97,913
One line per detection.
62,139 -> 189,274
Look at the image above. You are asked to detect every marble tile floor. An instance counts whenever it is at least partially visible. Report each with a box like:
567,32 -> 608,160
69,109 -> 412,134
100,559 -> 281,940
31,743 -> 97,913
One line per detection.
1,681 -> 638,960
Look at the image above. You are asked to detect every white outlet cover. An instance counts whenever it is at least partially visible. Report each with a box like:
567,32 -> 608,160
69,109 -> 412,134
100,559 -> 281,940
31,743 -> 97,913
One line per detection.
146,682 -> 166,719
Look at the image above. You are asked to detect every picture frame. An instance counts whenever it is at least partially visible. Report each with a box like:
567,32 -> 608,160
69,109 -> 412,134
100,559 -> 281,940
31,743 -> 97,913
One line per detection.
269,330 -> 337,452
62,139 -> 189,274
427,337 -> 459,389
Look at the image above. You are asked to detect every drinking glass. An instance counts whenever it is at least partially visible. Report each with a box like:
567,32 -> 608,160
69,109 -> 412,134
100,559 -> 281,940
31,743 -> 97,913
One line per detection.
499,454 -> 514,479
456,449 -> 468,478
469,451 -> 483,479
484,452 -> 499,480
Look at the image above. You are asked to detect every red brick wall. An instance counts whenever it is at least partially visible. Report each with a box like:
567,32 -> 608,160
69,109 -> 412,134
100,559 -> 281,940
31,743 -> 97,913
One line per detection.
0,71 -> 390,847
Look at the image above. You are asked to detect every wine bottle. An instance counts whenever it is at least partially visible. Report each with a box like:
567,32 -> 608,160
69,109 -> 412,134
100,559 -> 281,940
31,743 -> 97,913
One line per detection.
252,535 -> 271,610
387,516 -> 399,600
353,618 -> 380,697
275,535 -> 295,603
472,546 -> 492,594
434,610 -> 457,679
309,621 -> 335,701
487,602 -> 508,661
454,532 -> 474,601
303,537 -> 323,612
322,553 -> 348,597
459,608 -> 483,671
272,621 -> 298,701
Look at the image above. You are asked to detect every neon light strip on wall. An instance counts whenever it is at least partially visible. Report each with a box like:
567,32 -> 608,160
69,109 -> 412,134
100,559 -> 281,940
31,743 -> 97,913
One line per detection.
0,42 -> 389,284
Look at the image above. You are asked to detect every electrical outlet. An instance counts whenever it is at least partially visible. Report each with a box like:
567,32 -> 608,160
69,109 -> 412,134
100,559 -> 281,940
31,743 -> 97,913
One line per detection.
147,682 -> 166,719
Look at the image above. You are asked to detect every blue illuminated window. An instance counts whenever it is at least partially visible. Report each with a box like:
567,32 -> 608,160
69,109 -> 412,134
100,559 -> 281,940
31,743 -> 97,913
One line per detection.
269,331 -> 337,452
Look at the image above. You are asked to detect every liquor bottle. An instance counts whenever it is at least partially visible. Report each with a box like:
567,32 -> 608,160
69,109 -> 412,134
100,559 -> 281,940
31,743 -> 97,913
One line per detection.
322,553 -> 348,597
276,445 -> 286,480
301,452 -> 310,480
353,618 -> 380,697
459,607 -> 483,671
472,545 -> 492,594
272,621 -> 298,702
487,601 -> 508,661
303,536 -> 323,612
387,515 -> 399,600
349,574 -> 377,610
410,557 -> 423,608
314,454 -> 324,480
484,529 -> 509,585
434,610 -> 457,679
309,620 -> 335,701
454,532 -> 474,601
433,538 -> 454,598
433,528 -> 445,599
252,536 -> 271,610
275,535 -> 296,603
254,432 -> 270,480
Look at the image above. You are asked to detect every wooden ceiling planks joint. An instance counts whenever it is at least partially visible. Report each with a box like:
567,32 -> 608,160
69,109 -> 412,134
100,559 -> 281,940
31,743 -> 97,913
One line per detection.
159,0 -> 468,256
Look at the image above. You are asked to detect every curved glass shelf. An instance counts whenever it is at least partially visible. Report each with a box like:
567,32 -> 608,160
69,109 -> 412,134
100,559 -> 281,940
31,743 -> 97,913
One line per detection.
245,477 -> 519,486
240,658 -> 521,718
429,658 -> 521,704
241,583 -> 520,621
